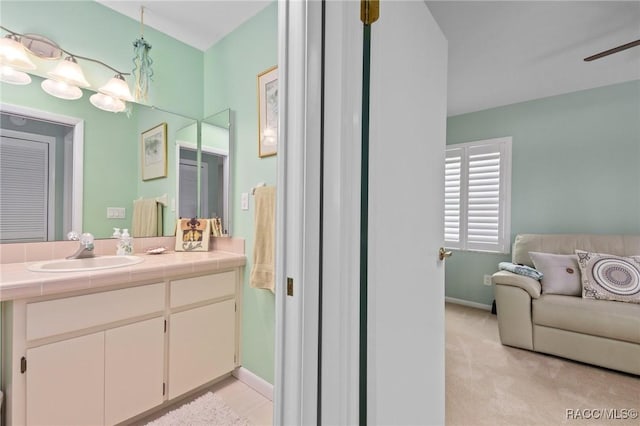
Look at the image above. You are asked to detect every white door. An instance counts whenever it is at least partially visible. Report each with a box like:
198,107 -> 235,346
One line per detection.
277,0 -> 447,424
367,1 -> 448,424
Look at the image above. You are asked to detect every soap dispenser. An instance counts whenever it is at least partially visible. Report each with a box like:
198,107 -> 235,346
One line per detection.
112,228 -> 121,239
118,229 -> 133,255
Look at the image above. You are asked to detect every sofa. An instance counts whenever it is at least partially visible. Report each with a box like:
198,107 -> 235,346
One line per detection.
492,234 -> 640,375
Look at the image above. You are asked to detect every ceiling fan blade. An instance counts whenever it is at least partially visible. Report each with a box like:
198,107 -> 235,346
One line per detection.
584,39 -> 640,61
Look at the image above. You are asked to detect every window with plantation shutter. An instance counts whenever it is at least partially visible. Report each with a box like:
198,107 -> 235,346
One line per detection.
444,137 -> 511,253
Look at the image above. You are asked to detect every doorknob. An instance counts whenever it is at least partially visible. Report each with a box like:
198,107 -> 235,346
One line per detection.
439,247 -> 452,261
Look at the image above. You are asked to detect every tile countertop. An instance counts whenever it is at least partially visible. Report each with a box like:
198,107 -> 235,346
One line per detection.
0,251 -> 246,302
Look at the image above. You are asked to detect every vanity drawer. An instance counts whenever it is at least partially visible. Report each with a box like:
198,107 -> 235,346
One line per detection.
170,272 -> 235,308
26,283 -> 165,341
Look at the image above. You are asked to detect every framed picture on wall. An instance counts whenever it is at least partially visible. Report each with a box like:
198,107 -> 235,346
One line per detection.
141,122 -> 168,180
257,65 -> 278,158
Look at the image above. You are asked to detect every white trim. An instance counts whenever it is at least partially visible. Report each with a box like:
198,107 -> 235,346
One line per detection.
445,297 -> 492,311
320,1 -> 362,424
232,367 -> 273,401
274,1 -> 323,424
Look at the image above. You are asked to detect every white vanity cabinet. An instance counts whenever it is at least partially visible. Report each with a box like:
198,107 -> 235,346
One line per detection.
26,331 -> 105,426
2,268 -> 242,426
168,271 -> 238,399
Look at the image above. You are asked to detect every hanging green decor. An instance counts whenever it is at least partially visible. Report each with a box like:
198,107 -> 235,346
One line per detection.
132,6 -> 153,102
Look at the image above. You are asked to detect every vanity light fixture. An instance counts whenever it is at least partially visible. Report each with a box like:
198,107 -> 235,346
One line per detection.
0,34 -> 36,70
0,65 -> 31,85
0,33 -> 36,85
0,25 -> 135,113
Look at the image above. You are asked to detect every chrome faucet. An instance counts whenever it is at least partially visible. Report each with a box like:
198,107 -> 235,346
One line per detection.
66,232 -> 95,259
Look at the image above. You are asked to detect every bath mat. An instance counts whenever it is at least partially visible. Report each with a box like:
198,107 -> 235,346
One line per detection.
145,392 -> 250,426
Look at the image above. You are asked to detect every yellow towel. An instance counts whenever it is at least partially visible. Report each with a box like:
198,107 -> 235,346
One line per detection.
132,198 -> 163,237
250,186 -> 276,293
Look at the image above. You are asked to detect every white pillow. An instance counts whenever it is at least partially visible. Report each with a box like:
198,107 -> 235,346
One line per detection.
529,252 -> 581,296
576,250 -> 640,304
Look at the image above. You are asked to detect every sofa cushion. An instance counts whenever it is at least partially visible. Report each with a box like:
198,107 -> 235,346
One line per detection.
529,252 -> 581,296
532,294 -> 640,344
576,250 -> 640,304
512,234 -> 640,267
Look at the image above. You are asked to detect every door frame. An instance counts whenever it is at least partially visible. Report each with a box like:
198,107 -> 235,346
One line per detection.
274,0 -> 323,424
275,0 -> 365,423
0,104 -> 84,237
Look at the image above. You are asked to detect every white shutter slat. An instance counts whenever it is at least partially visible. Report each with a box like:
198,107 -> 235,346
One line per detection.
467,144 -> 503,250
444,150 -> 463,246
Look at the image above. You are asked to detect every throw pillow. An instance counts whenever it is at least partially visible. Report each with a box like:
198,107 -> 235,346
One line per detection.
529,252 -> 581,296
575,250 -> 640,304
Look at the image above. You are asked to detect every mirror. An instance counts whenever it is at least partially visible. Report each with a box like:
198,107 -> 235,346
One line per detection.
200,109 -> 231,235
0,73 -> 199,241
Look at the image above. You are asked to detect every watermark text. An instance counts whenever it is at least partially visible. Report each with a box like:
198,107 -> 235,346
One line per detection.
566,408 -> 638,420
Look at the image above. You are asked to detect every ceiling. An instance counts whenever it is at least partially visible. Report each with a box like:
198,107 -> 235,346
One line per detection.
97,1 -> 640,116
427,1 -> 640,115
96,0 -> 271,51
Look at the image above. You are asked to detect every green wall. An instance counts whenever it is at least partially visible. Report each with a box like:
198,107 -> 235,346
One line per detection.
204,2 -> 278,384
445,80 -> 640,306
0,0 -> 203,118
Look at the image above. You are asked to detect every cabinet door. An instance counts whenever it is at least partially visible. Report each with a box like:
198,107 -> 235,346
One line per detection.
168,300 -> 236,399
26,332 -> 104,426
105,317 -> 165,425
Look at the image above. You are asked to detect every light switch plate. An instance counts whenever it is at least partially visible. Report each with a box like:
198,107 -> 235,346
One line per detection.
107,207 -> 126,219
241,192 -> 249,211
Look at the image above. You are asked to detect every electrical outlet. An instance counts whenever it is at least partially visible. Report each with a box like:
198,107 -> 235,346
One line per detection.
483,274 -> 492,286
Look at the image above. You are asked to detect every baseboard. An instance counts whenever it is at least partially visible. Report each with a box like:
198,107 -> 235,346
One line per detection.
445,296 -> 492,311
233,367 -> 273,401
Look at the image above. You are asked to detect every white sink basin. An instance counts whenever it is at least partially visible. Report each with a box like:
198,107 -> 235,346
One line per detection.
28,256 -> 143,272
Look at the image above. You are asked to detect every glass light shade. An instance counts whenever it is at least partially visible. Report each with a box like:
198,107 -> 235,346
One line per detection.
41,78 -> 82,100
0,65 -> 31,85
99,75 -> 134,101
0,36 -> 36,70
48,57 -> 90,88
90,92 -> 125,113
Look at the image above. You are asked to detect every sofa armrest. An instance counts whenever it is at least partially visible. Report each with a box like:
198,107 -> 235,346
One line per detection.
492,270 -> 541,299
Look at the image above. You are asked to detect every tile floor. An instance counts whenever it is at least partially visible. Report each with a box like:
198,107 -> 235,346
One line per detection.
132,376 -> 273,425
214,377 -> 273,425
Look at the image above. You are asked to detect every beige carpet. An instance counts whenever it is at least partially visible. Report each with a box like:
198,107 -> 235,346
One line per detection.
445,303 -> 640,426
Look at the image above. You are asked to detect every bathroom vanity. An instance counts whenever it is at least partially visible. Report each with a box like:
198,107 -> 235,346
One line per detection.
0,250 -> 245,425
